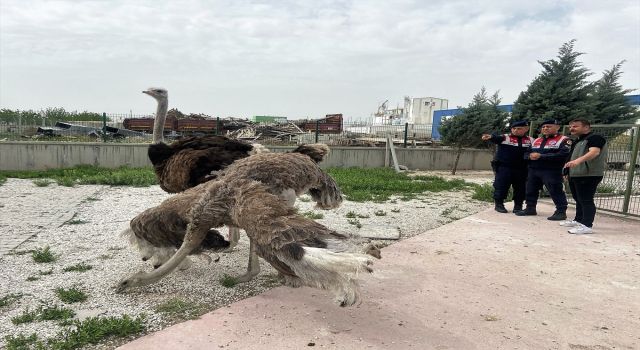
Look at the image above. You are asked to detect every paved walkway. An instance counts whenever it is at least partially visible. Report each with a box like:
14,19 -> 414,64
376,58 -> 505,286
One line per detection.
118,203 -> 640,350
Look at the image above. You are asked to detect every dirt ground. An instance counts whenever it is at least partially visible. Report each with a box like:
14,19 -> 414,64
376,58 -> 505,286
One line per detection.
119,202 -> 640,350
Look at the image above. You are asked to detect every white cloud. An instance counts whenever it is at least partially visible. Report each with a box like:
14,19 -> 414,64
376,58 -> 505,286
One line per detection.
0,0 -> 638,119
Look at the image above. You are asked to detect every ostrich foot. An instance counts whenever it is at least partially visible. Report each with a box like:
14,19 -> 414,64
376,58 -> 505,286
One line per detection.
232,243 -> 260,283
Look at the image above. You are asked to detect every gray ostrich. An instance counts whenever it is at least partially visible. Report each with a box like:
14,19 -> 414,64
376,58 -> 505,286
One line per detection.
118,150 -> 380,306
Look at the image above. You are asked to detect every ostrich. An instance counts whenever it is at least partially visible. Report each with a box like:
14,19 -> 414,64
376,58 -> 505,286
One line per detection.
117,153 -> 379,306
123,144 -> 351,283
137,87 -> 266,271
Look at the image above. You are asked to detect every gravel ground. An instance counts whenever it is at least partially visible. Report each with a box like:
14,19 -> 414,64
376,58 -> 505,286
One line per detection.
0,173 -> 491,349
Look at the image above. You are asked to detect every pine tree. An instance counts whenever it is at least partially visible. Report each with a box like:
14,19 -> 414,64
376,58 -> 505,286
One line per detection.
591,61 -> 640,124
440,87 -> 509,174
512,40 -> 594,125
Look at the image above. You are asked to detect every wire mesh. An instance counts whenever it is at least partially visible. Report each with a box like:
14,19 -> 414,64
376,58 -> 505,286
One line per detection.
564,125 -> 640,217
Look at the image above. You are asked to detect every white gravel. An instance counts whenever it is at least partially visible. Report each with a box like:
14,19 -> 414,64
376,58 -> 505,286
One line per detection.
0,173 -> 491,349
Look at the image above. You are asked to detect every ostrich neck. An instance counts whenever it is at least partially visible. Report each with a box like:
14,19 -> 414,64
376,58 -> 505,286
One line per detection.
152,98 -> 168,144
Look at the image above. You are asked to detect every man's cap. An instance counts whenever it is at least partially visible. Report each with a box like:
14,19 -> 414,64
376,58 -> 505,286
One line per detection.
540,118 -> 561,126
510,120 -> 529,128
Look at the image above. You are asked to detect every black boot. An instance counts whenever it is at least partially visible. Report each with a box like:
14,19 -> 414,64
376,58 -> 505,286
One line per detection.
512,203 -> 523,213
547,210 -> 567,221
515,206 -> 537,216
494,201 -> 508,213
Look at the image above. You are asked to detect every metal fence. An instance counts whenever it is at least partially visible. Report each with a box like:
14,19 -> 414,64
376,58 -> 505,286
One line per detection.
0,113 -> 435,147
562,124 -> 640,217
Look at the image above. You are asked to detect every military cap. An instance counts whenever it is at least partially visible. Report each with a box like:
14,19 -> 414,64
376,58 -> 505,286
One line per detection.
540,118 -> 561,126
510,120 -> 529,128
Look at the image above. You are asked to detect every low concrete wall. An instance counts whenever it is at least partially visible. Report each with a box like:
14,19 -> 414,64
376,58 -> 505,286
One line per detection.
0,142 -> 493,171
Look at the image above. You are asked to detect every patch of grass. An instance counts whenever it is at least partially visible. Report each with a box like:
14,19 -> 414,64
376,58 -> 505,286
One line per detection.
11,309 -> 38,324
390,208 -> 400,213
327,168 -> 473,202
155,298 -> 203,320
0,165 -> 157,187
219,274 -> 238,288
471,183 -> 513,203
4,333 -> 43,350
63,262 -> 93,273
301,211 -> 324,219
32,246 -> 57,263
38,305 -> 75,321
56,287 -> 88,303
0,175 -> 6,186
374,210 -> 387,216
0,293 -> 22,308
26,276 -> 40,281
33,178 -> 53,187
85,196 -> 101,202
347,218 -> 362,229
345,211 -> 369,218
596,183 -> 617,194
5,315 -> 145,350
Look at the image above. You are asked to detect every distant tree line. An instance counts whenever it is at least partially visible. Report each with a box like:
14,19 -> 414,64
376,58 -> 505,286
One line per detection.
440,39 -> 640,174
0,107 -> 105,123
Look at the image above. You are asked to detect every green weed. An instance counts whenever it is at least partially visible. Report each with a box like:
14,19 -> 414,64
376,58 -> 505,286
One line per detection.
374,210 -> 387,216
155,298 -> 203,320
63,262 -> 93,273
33,179 -> 53,187
32,246 -> 57,263
219,274 -> 238,288
56,287 -> 88,303
0,293 -> 22,308
26,276 -> 40,281
11,310 -> 37,324
4,333 -> 43,350
66,219 -> 89,225
0,165 -> 157,187
302,211 -> 324,219
326,168 -> 472,202
347,218 -> 362,228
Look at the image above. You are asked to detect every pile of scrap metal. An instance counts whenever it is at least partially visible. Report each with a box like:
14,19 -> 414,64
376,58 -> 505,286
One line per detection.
225,120 -> 306,141
36,121 -> 150,139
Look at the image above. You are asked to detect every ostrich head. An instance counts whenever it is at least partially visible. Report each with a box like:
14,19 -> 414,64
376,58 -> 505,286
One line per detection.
142,87 -> 169,144
115,271 -> 159,293
142,87 -> 168,102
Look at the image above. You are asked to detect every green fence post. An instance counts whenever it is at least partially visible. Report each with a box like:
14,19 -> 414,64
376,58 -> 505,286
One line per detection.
403,122 -> 408,148
622,126 -> 640,214
102,112 -> 107,142
315,120 -> 320,143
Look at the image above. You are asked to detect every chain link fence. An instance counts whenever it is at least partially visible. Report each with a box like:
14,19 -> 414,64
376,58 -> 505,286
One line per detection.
561,124 -> 640,217
0,113 -> 435,147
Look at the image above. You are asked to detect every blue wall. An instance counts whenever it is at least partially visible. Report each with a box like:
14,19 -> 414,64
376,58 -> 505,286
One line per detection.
431,94 -> 640,140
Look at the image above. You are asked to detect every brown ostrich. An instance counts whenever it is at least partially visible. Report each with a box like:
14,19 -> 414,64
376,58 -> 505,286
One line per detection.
117,152 -> 379,306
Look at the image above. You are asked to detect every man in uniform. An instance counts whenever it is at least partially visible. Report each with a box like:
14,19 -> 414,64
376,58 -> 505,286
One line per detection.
516,119 -> 572,220
481,120 -> 533,213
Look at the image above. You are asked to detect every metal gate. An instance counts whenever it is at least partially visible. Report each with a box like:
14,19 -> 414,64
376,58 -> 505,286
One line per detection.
563,124 -> 640,217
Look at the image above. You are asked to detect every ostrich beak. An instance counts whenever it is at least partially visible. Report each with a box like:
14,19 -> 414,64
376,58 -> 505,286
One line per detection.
142,90 -> 150,95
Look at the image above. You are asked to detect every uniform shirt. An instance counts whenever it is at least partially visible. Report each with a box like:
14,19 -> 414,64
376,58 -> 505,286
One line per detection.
525,134 -> 572,170
488,134 -> 533,167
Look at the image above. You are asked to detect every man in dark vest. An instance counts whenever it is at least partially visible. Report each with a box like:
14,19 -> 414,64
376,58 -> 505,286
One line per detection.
561,118 -> 608,234
516,119 -> 572,220
482,120 -> 533,213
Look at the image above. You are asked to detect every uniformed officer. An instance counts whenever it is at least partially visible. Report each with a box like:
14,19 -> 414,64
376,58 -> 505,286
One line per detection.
515,119 -> 572,220
481,120 -> 533,213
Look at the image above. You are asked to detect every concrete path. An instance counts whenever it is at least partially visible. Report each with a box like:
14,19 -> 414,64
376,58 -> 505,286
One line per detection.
118,203 -> 640,350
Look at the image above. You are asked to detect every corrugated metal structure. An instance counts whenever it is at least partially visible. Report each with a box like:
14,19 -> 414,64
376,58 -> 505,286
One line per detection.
250,115 -> 288,123
300,114 -> 343,134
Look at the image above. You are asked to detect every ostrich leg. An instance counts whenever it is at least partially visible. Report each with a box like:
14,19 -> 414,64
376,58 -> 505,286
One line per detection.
226,226 -> 241,251
233,239 -> 260,282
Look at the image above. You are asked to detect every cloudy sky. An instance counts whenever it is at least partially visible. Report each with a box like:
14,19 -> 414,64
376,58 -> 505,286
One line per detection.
1,0 -> 638,120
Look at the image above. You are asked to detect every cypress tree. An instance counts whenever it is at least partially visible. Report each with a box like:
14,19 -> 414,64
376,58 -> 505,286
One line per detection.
512,40 -> 594,125
591,61 -> 640,125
